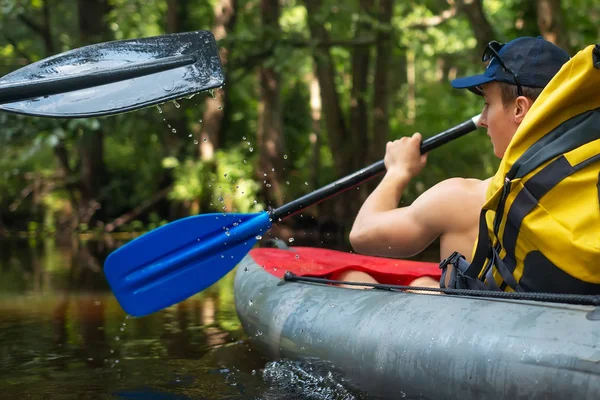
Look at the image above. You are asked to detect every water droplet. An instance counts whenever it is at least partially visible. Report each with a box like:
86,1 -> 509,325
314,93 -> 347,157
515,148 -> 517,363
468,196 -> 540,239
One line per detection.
221,255 -> 225,258
173,100 -> 180,108
110,349 -> 115,354
115,336 -> 120,341
243,160 -> 247,164
253,200 -> 258,204
288,238 -> 295,243
193,140 -> 199,145
304,182 -> 308,185
225,231 -> 231,236
286,181 -> 290,185
218,105 -> 223,110
199,119 -> 203,123
255,235 -> 262,240
295,254 -> 300,259
252,369 -> 256,375
203,137 -> 208,142
172,128 -> 176,133
218,197 -> 224,202
224,173 -> 228,177
249,300 -> 253,306
249,147 -> 253,152
244,267 -> 248,272
266,183 -> 272,188
156,105 -> 163,113
242,136 -> 246,140
188,134 -> 192,138
284,154 -> 288,159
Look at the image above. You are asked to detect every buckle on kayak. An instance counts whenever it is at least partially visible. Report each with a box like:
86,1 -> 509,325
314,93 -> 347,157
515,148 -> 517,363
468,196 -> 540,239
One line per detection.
439,251 -> 463,270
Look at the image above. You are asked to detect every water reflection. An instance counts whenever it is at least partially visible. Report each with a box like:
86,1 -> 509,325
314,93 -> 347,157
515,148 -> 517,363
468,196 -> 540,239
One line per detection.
0,237 -> 266,399
0,237 -> 369,399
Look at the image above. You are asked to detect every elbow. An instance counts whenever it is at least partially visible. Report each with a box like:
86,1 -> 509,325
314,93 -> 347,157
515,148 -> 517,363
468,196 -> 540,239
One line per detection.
349,227 -> 372,254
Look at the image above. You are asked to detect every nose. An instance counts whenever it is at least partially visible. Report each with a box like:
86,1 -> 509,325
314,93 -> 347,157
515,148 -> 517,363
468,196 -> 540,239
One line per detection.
478,108 -> 488,128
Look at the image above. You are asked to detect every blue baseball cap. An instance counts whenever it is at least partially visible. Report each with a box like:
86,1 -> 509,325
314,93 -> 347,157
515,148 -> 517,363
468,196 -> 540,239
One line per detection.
451,37 -> 570,95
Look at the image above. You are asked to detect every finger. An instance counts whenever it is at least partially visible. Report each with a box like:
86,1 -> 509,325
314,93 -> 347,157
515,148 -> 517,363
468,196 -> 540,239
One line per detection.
412,132 -> 422,141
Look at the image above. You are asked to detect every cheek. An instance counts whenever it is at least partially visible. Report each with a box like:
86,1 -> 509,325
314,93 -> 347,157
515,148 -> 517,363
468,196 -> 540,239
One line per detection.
488,105 -> 508,131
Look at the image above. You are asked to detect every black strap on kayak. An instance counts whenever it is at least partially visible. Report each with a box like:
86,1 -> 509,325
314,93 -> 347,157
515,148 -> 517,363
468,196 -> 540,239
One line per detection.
283,272 -> 600,306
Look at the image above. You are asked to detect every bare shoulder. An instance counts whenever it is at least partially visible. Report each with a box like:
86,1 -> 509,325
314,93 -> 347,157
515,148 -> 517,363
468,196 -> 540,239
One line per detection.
412,176 -> 490,230
423,177 -> 488,200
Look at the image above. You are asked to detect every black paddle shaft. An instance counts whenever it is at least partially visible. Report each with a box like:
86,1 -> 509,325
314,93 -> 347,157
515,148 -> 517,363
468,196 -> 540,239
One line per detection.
271,116 -> 480,221
0,54 -> 195,104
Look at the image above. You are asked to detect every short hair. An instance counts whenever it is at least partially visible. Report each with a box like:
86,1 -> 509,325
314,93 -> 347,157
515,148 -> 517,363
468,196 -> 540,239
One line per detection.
499,82 -> 545,107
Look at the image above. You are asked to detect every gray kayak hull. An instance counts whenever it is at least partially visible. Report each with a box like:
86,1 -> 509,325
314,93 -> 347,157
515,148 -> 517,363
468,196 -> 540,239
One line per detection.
234,251 -> 600,399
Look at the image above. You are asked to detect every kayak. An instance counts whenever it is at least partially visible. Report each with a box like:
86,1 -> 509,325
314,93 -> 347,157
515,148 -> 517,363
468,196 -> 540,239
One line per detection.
234,246 -> 600,400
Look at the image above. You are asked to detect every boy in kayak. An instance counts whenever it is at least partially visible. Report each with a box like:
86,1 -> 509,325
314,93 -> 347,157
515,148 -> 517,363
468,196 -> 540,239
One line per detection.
343,37 -> 570,289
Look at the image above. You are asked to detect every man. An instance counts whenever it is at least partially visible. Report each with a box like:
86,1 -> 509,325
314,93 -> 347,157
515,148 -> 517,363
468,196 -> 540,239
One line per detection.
340,37 -> 570,288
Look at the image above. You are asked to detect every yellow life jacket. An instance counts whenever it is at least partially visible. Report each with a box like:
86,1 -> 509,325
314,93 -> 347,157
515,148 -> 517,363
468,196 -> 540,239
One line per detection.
441,44 -> 600,294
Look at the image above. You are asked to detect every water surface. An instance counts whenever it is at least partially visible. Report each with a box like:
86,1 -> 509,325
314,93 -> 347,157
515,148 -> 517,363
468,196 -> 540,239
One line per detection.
0,237 -> 367,400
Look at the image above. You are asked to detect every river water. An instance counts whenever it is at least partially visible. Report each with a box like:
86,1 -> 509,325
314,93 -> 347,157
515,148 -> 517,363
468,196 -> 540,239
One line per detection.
0,237 -> 368,399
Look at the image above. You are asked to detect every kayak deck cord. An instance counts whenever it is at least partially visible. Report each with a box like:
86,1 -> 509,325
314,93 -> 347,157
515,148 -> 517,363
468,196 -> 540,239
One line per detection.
283,272 -> 600,306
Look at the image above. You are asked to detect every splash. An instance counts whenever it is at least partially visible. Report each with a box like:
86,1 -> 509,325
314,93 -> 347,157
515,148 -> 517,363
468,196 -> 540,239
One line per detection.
262,359 -> 362,400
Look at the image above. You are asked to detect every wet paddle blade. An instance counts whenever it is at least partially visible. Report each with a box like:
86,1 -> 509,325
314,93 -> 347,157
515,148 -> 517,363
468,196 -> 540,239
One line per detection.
104,212 -> 271,317
0,30 -> 224,118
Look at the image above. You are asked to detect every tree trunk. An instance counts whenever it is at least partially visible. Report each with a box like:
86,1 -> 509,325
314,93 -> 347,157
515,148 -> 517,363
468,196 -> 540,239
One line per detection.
257,0 -> 285,208
349,0 -> 371,173
199,0 -> 237,161
77,0 -> 111,226
308,71 -> 322,192
304,0 -> 350,177
406,49 -> 416,124
370,0 -> 393,163
78,128 -> 105,224
167,0 -> 182,32
77,0 -> 111,43
305,0 -> 366,246
0,214 -> 6,236
455,0 -> 496,55
536,0 -> 570,52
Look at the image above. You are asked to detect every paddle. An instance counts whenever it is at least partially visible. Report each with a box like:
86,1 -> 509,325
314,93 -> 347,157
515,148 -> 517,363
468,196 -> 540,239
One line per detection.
0,30 -> 224,118
104,115 -> 481,317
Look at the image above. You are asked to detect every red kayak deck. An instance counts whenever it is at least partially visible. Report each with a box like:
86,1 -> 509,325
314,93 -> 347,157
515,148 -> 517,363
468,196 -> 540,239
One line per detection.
249,247 -> 441,286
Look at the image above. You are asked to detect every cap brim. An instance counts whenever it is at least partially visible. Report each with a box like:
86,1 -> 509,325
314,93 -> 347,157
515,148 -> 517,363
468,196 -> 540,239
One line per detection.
451,74 -> 495,95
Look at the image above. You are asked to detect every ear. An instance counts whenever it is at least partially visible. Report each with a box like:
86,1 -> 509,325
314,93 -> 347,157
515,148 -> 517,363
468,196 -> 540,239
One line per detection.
513,96 -> 533,124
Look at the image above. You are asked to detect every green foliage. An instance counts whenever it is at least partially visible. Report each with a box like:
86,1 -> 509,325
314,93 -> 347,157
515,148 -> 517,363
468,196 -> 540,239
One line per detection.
0,0 -> 594,234
170,146 -> 263,214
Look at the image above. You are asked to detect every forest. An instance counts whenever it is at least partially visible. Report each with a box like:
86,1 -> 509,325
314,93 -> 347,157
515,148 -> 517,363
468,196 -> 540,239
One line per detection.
0,0 -> 597,249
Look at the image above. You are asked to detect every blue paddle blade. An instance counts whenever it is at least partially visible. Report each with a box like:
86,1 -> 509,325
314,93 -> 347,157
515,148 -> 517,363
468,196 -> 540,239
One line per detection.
104,211 -> 272,317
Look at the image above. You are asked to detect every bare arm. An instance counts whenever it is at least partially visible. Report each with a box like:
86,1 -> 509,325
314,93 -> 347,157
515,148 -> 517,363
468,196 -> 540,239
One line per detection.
350,132 -> 471,258
350,176 -> 464,258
